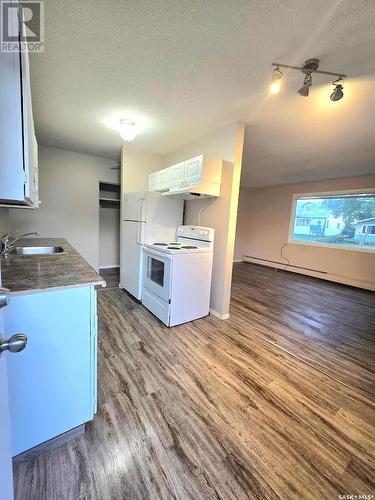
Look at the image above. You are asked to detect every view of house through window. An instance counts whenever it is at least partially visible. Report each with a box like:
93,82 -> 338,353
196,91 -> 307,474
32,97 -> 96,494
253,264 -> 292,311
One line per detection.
290,192 -> 375,250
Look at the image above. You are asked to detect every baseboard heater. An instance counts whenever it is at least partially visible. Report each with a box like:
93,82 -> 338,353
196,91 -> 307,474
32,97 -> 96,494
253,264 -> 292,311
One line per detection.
242,255 -> 328,275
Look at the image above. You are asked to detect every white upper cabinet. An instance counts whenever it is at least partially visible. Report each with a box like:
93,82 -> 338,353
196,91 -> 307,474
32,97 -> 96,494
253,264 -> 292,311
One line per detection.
168,162 -> 186,189
148,155 -> 222,199
157,167 -> 171,192
0,34 -> 24,203
0,7 -> 39,208
148,168 -> 172,192
184,155 -> 203,188
21,40 -> 39,208
148,172 -> 158,192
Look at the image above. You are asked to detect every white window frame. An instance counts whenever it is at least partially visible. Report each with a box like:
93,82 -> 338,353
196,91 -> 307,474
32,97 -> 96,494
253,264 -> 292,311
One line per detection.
288,188 -> 375,253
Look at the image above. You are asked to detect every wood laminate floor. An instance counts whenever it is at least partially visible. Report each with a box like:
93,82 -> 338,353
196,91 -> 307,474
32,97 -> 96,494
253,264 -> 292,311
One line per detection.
99,267 -> 120,289
231,263 -> 375,398
13,263 -> 375,499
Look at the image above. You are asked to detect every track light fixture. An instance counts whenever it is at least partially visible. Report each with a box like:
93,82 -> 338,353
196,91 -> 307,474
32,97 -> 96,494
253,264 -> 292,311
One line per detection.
330,77 -> 344,101
270,59 -> 346,101
270,66 -> 283,94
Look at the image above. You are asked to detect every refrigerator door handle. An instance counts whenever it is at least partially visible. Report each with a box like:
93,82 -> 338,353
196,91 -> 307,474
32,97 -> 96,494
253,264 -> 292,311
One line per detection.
137,221 -> 142,245
137,198 -> 145,245
138,197 -> 145,220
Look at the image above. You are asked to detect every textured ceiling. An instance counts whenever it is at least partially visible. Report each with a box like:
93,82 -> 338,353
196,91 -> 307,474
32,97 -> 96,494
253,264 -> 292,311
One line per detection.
30,0 -> 375,187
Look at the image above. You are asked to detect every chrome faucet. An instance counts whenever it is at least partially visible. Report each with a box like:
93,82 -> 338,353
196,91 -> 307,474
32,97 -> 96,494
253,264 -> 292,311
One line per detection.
1,231 -> 39,255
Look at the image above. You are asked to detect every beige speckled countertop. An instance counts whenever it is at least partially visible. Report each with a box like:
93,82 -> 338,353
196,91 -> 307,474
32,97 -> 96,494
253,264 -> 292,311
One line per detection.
0,238 -> 106,295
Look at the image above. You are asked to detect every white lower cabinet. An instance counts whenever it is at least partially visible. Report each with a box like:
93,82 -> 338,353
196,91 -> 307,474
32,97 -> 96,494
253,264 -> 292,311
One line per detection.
5,286 -> 97,456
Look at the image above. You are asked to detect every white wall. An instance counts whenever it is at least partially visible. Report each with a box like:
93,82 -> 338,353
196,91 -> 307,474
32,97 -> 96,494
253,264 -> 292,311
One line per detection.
235,174 -> 375,290
121,145 -> 164,194
164,122 -> 245,318
9,146 -> 119,270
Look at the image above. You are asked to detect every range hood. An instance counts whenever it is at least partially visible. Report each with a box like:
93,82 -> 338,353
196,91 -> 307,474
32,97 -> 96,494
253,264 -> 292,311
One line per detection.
161,182 -> 220,199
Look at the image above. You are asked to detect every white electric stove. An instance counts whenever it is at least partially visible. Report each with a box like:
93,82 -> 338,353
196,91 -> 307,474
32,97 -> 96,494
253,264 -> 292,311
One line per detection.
142,226 -> 214,326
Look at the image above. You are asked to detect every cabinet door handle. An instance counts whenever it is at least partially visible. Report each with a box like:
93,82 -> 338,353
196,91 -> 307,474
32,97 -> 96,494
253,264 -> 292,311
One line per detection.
0,288 -> 11,309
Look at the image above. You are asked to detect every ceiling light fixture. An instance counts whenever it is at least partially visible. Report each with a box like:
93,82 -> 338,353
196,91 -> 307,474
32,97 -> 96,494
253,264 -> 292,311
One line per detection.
297,72 -> 312,97
330,77 -> 344,101
118,119 -> 138,141
270,66 -> 283,94
270,59 -> 346,101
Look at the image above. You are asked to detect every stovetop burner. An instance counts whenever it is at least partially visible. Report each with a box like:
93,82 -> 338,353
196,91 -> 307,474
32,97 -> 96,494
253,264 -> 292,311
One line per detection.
153,242 -> 183,246
149,241 -> 203,252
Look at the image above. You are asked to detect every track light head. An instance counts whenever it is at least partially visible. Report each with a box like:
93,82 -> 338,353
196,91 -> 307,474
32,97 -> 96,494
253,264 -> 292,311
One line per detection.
330,78 -> 344,101
270,67 -> 283,94
297,72 -> 312,97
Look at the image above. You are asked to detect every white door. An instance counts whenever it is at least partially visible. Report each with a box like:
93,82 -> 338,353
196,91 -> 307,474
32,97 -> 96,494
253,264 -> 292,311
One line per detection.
143,250 -> 172,302
120,221 -> 143,299
123,192 -> 146,221
0,310 -> 13,500
0,340 -> 13,500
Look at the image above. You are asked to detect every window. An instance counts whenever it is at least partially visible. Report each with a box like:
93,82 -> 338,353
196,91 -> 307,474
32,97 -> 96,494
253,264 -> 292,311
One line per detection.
290,192 -> 375,250
148,257 -> 165,287
296,218 -> 310,226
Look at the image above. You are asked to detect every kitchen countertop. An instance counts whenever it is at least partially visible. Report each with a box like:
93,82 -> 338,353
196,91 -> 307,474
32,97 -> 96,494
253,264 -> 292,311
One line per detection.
0,238 -> 106,295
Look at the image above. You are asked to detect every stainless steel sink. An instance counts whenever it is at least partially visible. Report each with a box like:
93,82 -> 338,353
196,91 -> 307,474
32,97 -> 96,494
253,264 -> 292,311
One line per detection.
9,246 -> 64,255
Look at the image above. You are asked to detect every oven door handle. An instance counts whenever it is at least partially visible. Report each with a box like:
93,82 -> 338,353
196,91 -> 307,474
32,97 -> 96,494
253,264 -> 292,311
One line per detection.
143,248 -> 171,259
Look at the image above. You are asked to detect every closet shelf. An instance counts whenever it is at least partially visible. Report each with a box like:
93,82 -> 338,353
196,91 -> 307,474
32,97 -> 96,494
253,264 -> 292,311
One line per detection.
99,181 -> 120,190
99,197 -> 120,203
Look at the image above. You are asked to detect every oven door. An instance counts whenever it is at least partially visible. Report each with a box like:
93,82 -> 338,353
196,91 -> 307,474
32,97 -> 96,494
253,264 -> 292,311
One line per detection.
142,249 -> 172,302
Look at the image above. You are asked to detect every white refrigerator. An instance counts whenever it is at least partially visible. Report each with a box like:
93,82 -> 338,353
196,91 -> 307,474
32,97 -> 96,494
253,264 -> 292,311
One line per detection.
120,191 -> 183,299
